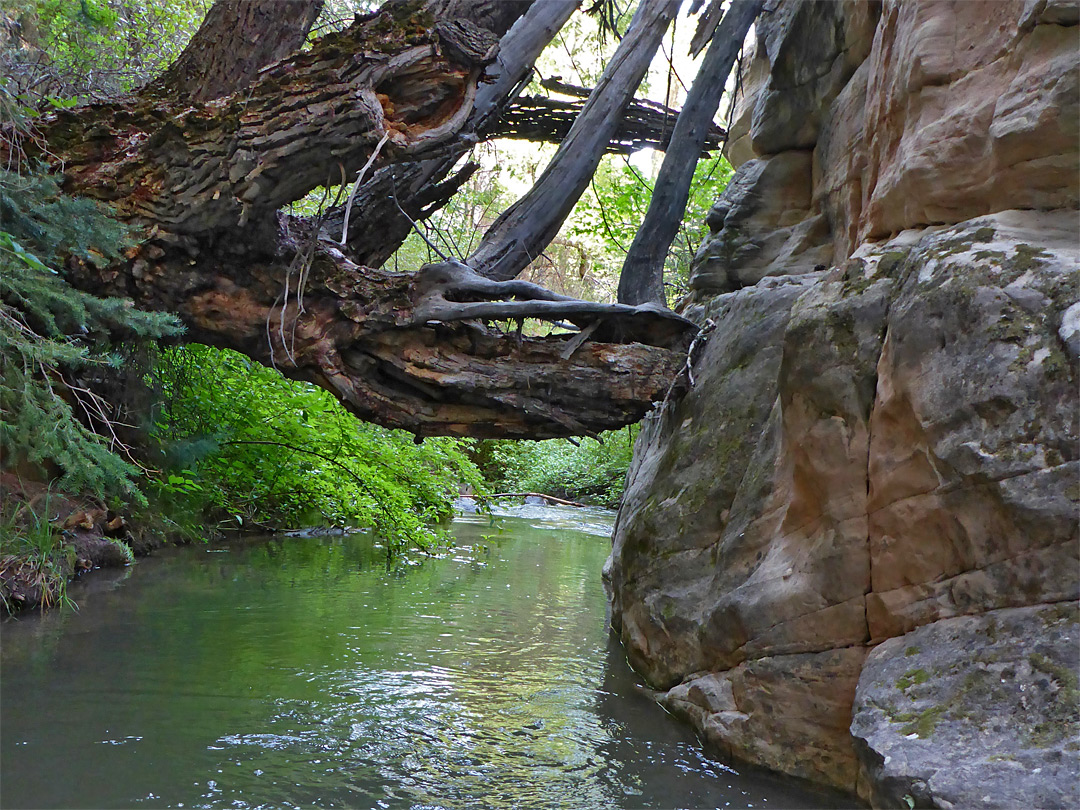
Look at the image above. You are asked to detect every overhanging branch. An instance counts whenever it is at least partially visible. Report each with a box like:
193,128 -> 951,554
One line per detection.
494,93 -> 726,155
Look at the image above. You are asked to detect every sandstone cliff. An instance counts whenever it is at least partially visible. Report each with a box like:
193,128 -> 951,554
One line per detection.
605,1 -> 1079,806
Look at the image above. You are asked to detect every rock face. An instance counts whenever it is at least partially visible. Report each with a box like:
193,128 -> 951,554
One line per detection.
851,603 -> 1079,809
606,1 -> 1079,805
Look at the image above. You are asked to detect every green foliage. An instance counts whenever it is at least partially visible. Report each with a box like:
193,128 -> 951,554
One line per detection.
0,169 -> 182,502
0,488 -> 75,611
149,344 -> 488,551
480,425 -> 639,508
2,0 -> 210,104
569,153 -> 733,304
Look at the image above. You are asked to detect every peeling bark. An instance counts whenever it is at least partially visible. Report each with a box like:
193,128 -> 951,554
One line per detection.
26,2 -> 508,239
15,0 -> 699,439
69,236 -> 695,439
325,0 -> 581,267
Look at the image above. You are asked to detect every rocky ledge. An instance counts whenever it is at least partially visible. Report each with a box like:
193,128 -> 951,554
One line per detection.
606,1 -> 1079,806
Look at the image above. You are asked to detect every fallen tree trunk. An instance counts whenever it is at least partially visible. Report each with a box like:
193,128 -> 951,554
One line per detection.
493,92 -> 726,155
24,1 -> 512,240
323,0 -> 582,267
8,0 -> 699,440
66,236 -> 695,438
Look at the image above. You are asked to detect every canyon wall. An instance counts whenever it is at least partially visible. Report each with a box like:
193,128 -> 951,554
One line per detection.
605,1 -> 1079,806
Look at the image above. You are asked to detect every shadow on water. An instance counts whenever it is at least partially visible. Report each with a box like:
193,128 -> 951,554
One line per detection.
1,505 -> 862,809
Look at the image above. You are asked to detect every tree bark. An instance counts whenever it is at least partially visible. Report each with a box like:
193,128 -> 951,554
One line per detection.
10,0 -> 699,440
31,8 -> 506,243
65,236 -> 694,438
324,0 -> 581,268
617,0 -> 762,306
466,0 -> 682,281
149,0 -> 326,103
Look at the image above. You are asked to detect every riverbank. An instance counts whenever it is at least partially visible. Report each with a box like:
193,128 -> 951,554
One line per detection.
0,475 -> 150,612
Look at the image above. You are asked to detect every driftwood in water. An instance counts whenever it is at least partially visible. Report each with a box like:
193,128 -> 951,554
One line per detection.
458,493 -> 592,508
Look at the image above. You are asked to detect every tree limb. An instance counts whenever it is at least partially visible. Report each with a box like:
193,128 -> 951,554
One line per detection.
493,93 -> 726,155
618,0 -> 762,305
466,0 -> 682,282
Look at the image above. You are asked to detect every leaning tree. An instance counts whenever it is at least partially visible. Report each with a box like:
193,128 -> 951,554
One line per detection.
3,0 -> 759,440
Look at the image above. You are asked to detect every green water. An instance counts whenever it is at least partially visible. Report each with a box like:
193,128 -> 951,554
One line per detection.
1,505 -> 849,809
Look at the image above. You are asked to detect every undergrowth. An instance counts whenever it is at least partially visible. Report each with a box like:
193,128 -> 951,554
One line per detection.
146,343 -> 489,554
477,425 -> 639,508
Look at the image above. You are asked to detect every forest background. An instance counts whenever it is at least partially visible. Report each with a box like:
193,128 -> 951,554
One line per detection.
0,0 -> 735,606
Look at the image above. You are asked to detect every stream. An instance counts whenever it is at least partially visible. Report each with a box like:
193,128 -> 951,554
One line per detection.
1,504 -> 852,809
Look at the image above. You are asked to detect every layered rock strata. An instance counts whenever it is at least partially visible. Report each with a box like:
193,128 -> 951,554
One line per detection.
606,1 -> 1079,806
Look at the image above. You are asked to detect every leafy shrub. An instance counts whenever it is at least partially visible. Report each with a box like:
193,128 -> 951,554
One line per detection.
148,344 -> 487,551
481,425 -> 639,507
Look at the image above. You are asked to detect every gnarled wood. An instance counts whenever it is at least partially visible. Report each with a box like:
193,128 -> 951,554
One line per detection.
325,0 -> 582,266
26,2 -> 509,239
66,237 -> 695,439
15,0 -> 699,440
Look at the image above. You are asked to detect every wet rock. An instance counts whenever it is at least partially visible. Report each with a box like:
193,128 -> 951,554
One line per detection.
609,251 -> 899,790
661,647 -> 867,788
454,496 -> 479,513
851,603 -> 1080,809
607,273 -> 820,687
608,212 -> 1077,795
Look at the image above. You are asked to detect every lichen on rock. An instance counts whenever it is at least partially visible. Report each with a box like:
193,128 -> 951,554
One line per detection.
605,0 -> 1080,802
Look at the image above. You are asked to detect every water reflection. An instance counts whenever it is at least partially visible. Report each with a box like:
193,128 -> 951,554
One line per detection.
1,506 -> 854,809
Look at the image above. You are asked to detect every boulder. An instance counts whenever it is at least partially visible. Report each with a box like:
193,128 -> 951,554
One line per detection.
851,603 -> 1080,809
866,211 -> 1080,640
723,0 -> 880,163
